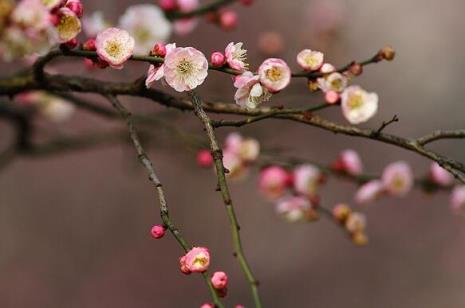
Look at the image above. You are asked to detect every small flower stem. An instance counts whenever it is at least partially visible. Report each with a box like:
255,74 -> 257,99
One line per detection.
189,91 -> 263,308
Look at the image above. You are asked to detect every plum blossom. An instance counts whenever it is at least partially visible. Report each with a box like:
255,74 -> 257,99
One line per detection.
332,149 -> 363,175
55,7 -> 82,43
293,164 -> 322,198
259,166 -> 289,200
318,72 -> 347,93
430,162 -> 453,187
276,196 -> 319,222
150,225 -> 165,239
258,58 -> 291,93
197,150 -> 213,168
145,43 -> 176,88
163,46 -> 208,92
382,161 -> 413,197
341,85 -> 379,124
82,11 -> 109,37
450,186 -> 465,212
119,4 -> 172,55
15,91 -> 75,123
184,247 -> 210,273
354,180 -> 384,205
211,271 -> 228,289
233,71 -> 271,109
297,49 -> 324,71
332,203 -> 352,223
96,27 -> 135,69
11,0 -> 51,31
225,42 -> 248,71
173,0 -> 199,36
222,150 -> 247,179
224,132 -> 260,162
345,212 -> 366,234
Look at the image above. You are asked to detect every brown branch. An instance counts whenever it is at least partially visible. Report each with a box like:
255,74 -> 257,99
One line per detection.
417,129 -> 465,146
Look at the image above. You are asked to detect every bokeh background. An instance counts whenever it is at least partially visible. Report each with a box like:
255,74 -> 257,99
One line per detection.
2,0 -> 465,307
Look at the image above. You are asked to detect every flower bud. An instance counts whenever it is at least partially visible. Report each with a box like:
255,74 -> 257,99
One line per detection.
179,256 -> 191,275
200,304 -> 214,308
345,212 -> 366,234
352,232 -> 368,246
324,90 -> 340,104
82,38 -> 96,51
211,271 -> 228,289
197,150 -> 213,168
159,0 -> 177,11
219,9 -> 238,31
378,46 -> 395,61
349,62 -> 363,76
150,224 -> 166,239
49,14 -> 60,26
210,51 -> 226,67
66,0 -> 83,18
259,166 -> 289,200
151,43 -> 167,57
332,203 -> 352,223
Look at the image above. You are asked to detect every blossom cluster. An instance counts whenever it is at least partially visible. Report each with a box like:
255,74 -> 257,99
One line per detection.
0,0 -> 83,60
14,90 -> 75,122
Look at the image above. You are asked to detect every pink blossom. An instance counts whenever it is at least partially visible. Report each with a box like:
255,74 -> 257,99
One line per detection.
145,43 -> 176,88
224,132 -> 244,154
258,31 -> 284,56
210,51 -> 226,67
276,196 -> 318,223
259,166 -> 289,199
222,150 -> 246,179
150,225 -> 166,239
450,185 -> 465,212
293,164 -> 321,198
382,161 -> 413,197
11,0 -> 51,31
197,150 -> 213,168
318,72 -> 347,93
332,203 -> 352,223
55,8 -> 82,43
341,85 -> 378,124
82,11 -> 109,38
354,180 -> 384,204
184,247 -> 210,273
297,49 -> 324,71
258,58 -> 291,93
223,132 -> 260,162
159,0 -> 177,11
233,71 -> 271,109
179,255 -> 191,275
225,42 -> 248,71
96,27 -> 134,69
200,304 -> 214,308
177,0 -> 199,11
430,162 -> 453,186
151,43 -> 167,57
320,63 -> 335,73
163,46 -> 209,92
119,4 -> 172,55
345,212 -> 366,233
173,0 -> 199,36
219,9 -> 238,30
66,0 -> 84,18
333,149 -> 363,176
211,271 -> 228,289
324,90 -> 340,104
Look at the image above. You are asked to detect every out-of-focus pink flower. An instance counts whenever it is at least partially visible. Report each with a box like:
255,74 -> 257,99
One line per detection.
197,150 -> 213,168
177,0 -> 198,11
345,212 -> 366,233
354,180 -> 384,205
82,11 -> 109,38
145,43 -> 176,88
332,203 -> 352,223
225,42 -> 248,71
150,225 -> 166,239
11,0 -> 50,31
258,31 -> 284,56
173,0 -> 199,36
318,72 -> 347,93
82,38 -> 96,51
95,27 -> 134,69
66,0 -> 83,18
276,196 -> 318,222
119,4 -> 172,55
293,164 -> 321,198
55,7 -> 82,43
224,132 -> 243,154
382,161 -> 413,197
151,42 -> 167,57
297,49 -> 324,71
233,71 -> 271,109
430,162 -> 454,187
184,247 -> 210,273
200,304 -> 214,308
211,271 -> 228,289
163,46 -> 208,92
332,149 -> 363,176
341,85 -> 378,124
450,185 -> 465,212
223,132 -> 260,162
259,166 -> 289,200
258,58 -> 291,93
159,0 -> 177,11
179,255 -> 191,275
320,63 -> 335,73
222,150 -> 246,179
235,305 -> 246,308
324,90 -> 340,104
210,51 -> 226,67
219,9 -> 238,30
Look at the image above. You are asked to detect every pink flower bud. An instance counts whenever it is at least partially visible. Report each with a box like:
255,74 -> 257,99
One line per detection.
332,149 -> 363,176
258,31 -> 284,56
200,304 -> 215,308
210,51 -> 226,67
259,166 -> 289,200
179,256 -> 191,275
235,305 -> 246,308
354,180 -> 384,205
211,271 -> 228,289
451,185 -> 465,212
197,150 -> 213,168
219,9 -> 238,31
151,43 -> 167,57
82,38 -> 96,51
324,90 -> 340,104
150,224 -> 166,239
430,162 -> 453,187
66,0 -> 83,18
159,0 -> 178,10
62,38 -> 78,49
184,247 -> 210,273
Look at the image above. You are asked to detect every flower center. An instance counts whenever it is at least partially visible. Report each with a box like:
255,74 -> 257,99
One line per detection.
305,55 -> 318,67
105,41 -> 122,58
192,256 -> 208,268
176,58 -> 194,75
266,67 -> 282,82
348,93 -> 364,110
57,14 -> 80,40
392,176 -> 405,190
134,26 -> 151,43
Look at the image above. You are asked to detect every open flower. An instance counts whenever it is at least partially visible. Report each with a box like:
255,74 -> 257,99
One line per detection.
96,27 -> 135,69
258,58 -> 291,93
184,247 -> 210,273
233,71 -> 271,109
450,185 -> 465,212
119,4 -> 172,55
222,150 -> 247,179
318,72 -> 347,93
163,46 -> 208,92
293,164 -> 322,198
145,43 -> 176,88
430,162 -> 453,187
55,7 -> 82,43
259,166 -> 289,200
354,180 -> 384,205
276,196 -> 319,222
332,149 -> 363,176
341,85 -> 378,124
225,42 -> 248,71
11,0 -> 51,31
223,132 -> 260,162
297,49 -> 324,71
382,161 -> 413,197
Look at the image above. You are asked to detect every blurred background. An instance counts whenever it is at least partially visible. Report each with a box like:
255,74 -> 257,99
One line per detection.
2,0 -> 465,307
